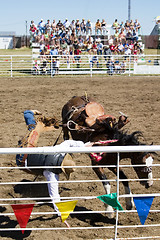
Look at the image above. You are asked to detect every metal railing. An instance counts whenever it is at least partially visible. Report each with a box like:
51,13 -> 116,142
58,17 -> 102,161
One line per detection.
0,54 -> 160,77
0,145 -> 159,239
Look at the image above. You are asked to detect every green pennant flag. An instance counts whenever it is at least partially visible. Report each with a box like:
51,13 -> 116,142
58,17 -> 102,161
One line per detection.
97,193 -> 123,211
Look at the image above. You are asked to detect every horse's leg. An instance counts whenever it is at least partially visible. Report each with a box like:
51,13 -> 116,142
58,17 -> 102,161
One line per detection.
62,125 -> 70,140
92,164 -> 114,218
111,168 -> 134,210
119,170 -> 134,210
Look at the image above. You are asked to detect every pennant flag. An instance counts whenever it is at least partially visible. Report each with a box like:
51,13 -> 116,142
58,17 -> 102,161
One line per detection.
11,203 -> 34,234
133,196 -> 154,225
55,200 -> 78,222
97,193 -> 123,211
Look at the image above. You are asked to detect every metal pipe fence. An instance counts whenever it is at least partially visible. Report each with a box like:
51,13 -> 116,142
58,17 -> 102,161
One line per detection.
0,145 -> 160,239
0,54 -> 160,77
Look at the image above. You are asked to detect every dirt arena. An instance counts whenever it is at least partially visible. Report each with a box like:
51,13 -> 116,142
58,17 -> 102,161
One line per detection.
0,75 -> 160,240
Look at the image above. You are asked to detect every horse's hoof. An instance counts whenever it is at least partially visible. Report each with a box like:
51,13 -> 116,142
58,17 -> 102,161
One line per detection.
106,212 -> 115,219
105,205 -> 115,219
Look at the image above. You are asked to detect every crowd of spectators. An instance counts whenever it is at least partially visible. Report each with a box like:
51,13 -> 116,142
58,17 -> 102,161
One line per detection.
30,18 -> 143,58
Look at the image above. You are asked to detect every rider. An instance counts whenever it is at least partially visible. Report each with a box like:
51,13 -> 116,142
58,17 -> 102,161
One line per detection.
16,110 -> 93,227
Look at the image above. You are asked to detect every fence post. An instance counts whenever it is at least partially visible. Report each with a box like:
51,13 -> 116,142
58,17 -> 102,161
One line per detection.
89,55 -> 92,77
114,152 -> 120,239
11,56 -> 12,78
51,55 -> 53,77
129,55 -> 131,77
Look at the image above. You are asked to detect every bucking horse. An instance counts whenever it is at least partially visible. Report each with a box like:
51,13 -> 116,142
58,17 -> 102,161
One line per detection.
62,95 -> 154,218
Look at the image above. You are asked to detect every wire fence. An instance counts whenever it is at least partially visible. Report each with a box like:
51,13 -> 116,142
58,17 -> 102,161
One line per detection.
0,145 -> 160,239
0,54 -> 160,77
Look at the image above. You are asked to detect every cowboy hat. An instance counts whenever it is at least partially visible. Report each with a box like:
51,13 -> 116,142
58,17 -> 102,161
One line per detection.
61,154 -> 76,180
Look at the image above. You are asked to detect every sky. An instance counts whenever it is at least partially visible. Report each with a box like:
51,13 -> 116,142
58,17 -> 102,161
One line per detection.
0,0 -> 159,36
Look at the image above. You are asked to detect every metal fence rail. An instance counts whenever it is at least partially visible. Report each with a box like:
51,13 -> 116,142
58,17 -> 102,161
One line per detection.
0,54 -> 160,77
0,145 -> 160,239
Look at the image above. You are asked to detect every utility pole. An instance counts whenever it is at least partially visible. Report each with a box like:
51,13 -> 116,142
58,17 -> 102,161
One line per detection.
25,20 -> 28,47
128,0 -> 131,21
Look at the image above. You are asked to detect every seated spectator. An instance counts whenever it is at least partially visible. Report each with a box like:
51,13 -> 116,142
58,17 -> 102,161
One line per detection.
110,43 -> 116,53
124,20 -> 130,32
78,35 -> 84,49
103,45 -> 112,61
134,19 -> 141,32
80,19 -> 86,35
50,46 -> 59,56
108,35 -> 114,46
70,20 -> 76,32
132,28 -> 138,43
60,39 -> 68,50
117,41 -> 124,54
75,19 -> 81,35
114,28 -> 119,42
38,19 -> 45,34
63,18 -> 70,29
130,19 -> 134,31
74,45 -> 81,68
101,19 -> 107,35
126,30 -> 133,42
114,59 -> 121,74
106,57 -> 115,75
119,21 -> 124,29
34,29 -> 41,43
29,20 -> 37,42
45,19 -> 51,34
86,39 -> 93,54
86,20 -> 92,35
92,40 -> 97,54
39,41 -> 45,53
51,19 -> 57,33
56,20 -> 63,32
119,28 -> 126,43
112,19 -> 120,29
120,61 -> 126,73
96,39 -> 103,55
95,19 -> 102,35
44,30 -> 50,44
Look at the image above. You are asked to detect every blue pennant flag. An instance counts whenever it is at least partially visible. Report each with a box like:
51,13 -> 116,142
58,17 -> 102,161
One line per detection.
133,196 -> 154,225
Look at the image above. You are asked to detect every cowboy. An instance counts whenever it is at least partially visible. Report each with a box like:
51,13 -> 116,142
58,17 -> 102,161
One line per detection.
16,110 -> 92,227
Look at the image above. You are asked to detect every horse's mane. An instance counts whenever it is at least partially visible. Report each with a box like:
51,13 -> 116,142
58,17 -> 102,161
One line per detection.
112,130 -> 145,146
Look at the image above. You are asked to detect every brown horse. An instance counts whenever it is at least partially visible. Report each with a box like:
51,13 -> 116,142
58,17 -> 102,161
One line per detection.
62,95 -> 129,142
62,96 -> 154,218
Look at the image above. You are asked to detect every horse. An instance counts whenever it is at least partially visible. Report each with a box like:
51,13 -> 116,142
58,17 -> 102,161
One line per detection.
62,95 -> 130,142
62,96 -> 154,218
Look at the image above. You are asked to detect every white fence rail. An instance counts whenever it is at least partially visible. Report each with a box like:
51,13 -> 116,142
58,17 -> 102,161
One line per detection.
0,55 -> 160,77
0,145 -> 160,239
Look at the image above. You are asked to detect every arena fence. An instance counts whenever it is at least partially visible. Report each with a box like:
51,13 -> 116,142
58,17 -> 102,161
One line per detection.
0,145 -> 160,239
0,54 -> 160,77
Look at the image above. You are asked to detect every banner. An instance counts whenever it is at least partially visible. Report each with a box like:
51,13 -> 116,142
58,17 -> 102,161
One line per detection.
133,196 -> 154,225
11,204 -> 35,234
97,193 -> 123,210
55,200 -> 78,222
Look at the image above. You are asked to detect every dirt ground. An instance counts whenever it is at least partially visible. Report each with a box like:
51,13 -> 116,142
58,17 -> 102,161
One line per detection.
0,75 -> 160,240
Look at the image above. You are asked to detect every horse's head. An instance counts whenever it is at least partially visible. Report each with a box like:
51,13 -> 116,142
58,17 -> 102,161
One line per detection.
131,153 -> 153,188
116,130 -> 154,189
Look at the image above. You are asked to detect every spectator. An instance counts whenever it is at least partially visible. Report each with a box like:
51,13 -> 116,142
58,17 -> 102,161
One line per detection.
45,19 -> 51,34
108,35 -> 114,46
95,19 -> 101,35
75,19 -> 81,35
124,20 -> 130,32
130,19 -> 134,31
29,20 -> 37,42
70,20 -> 76,32
74,45 -> 81,68
56,20 -> 63,32
119,28 -> 126,43
134,19 -> 141,32
112,19 -> 119,29
63,18 -> 70,29
80,19 -> 86,35
106,57 -> 115,75
86,20 -> 92,35
114,28 -> 119,42
96,39 -> 103,55
117,41 -> 124,54
38,19 -> 45,34
101,19 -> 107,35
103,45 -> 112,62
51,19 -> 57,33
50,46 -> 59,56
132,28 -> 138,43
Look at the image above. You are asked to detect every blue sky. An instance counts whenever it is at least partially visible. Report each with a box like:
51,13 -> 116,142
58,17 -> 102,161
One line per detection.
0,0 -> 159,35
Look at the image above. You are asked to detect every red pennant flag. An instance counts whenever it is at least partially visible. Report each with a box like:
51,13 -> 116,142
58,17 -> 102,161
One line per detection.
11,204 -> 34,234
